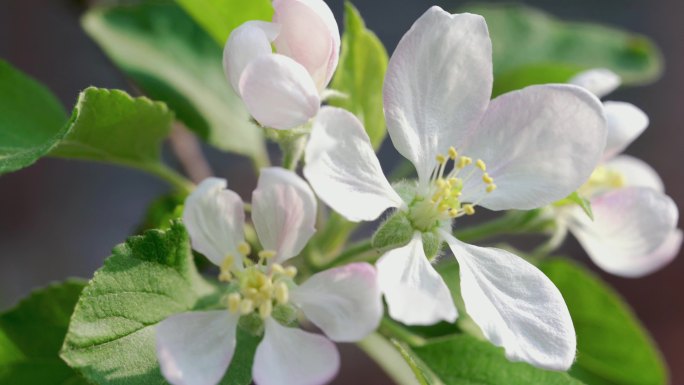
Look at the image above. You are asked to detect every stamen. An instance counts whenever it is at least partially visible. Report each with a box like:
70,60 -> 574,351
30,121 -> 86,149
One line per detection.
258,250 -> 276,260
448,147 -> 458,160
284,266 -> 297,278
240,299 -> 254,314
238,242 -> 251,256
259,301 -> 273,319
275,282 -> 289,304
227,293 -> 241,313
482,173 -> 494,184
463,204 -> 476,215
476,159 -> 487,171
486,184 -> 497,193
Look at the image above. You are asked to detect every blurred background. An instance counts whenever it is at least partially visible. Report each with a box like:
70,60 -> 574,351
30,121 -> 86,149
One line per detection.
1,0 -> 682,383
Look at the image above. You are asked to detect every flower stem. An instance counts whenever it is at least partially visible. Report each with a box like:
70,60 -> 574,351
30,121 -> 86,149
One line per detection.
453,209 -> 551,243
141,163 -> 194,194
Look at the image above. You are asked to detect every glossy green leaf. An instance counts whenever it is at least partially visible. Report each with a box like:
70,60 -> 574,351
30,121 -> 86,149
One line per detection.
330,2 -> 389,149
463,4 -> 663,95
60,222 -> 257,385
82,3 -> 269,166
175,0 -> 273,45
0,59 -> 67,174
0,280 -> 88,385
541,259 -> 667,385
395,334 -> 585,385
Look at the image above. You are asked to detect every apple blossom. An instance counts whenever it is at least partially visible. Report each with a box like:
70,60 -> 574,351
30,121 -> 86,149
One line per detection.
223,0 -> 340,130
553,69 -> 682,277
304,7 -> 608,370
156,169 -> 382,385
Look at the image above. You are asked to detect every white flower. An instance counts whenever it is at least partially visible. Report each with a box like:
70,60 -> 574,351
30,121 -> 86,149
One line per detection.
223,0 -> 340,129
156,169 -> 383,385
304,7 -> 608,370
557,69 -> 682,277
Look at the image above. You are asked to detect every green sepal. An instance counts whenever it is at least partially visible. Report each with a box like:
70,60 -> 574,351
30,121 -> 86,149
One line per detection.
372,211 -> 414,251
421,231 -> 442,260
272,304 -> 298,327
556,191 -> 594,220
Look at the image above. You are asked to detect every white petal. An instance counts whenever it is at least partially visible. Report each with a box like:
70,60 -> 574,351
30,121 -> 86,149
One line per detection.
183,178 -> 245,267
602,101 -> 649,160
239,54 -> 320,130
253,319 -> 340,385
441,232 -> 576,370
304,107 -> 403,222
604,155 -> 664,192
273,0 -> 340,89
290,263 -> 382,342
223,21 -> 280,93
569,68 -> 621,98
568,187 -> 679,277
157,311 -> 239,385
252,167 -> 317,263
376,233 -> 457,325
461,84 -> 606,211
383,8 -> 492,186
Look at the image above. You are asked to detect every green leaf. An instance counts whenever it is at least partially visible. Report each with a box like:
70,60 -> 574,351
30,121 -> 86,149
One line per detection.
136,192 -> 186,233
175,0 -> 273,45
82,3 -> 269,166
0,280 -> 89,385
0,59 -> 67,174
541,259 -> 667,385
330,2 -> 389,149
462,4 -> 663,95
395,334 -> 585,385
60,222 -> 257,384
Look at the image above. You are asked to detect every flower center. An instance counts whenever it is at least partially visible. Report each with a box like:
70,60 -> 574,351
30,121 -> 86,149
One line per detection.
578,165 -> 625,197
408,146 -> 496,231
218,243 -> 297,320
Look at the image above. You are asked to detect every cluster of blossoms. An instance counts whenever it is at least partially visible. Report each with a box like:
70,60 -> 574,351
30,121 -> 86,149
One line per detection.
155,1 -> 680,385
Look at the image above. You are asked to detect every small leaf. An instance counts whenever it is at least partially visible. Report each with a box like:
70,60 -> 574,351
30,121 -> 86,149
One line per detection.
541,259 -> 667,385
463,4 -> 663,95
0,59 -> 67,174
175,0 -> 273,45
557,192 -> 594,220
330,2 -> 389,149
0,280 -> 88,385
50,87 -> 173,169
396,334 -> 586,385
82,3 -> 269,165
60,222 -> 257,385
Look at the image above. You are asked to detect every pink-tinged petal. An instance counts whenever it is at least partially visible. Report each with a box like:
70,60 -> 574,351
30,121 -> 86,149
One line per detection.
568,187 -> 679,277
183,178 -> 245,267
223,21 -> 280,93
461,84 -> 606,211
273,0 -> 340,89
252,167 -> 317,263
383,8 -> 492,186
156,311 -> 239,385
290,263 -> 382,342
304,107 -> 403,222
604,155 -> 664,192
569,68 -> 621,99
602,101 -> 649,160
253,319 -> 340,385
442,231 -> 576,370
377,232 -> 458,325
239,54 -> 320,130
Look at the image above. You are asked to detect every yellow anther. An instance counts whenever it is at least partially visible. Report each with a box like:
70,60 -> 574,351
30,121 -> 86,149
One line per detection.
238,242 -> 251,256
448,209 -> 459,218
240,299 -> 254,315
457,156 -> 472,169
227,293 -> 241,313
271,264 -> 285,275
486,184 -> 497,193
482,173 -> 494,184
275,281 -> 289,304
221,255 -> 234,271
218,271 -> 232,282
259,279 -> 273,295
448,147 -> 458,160
448,177 -> 460,187
476,159 -> 487,171
259,301 -> 273,319
258,250 -> 277,260
245,287 -> 259,298
284,266 -> 298,278
436,154 -> 447,164
463,204 -> 476,216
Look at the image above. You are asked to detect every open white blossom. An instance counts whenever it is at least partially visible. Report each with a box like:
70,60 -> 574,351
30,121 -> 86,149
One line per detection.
156,169 -> 382,385
223,0 -> 339,129
555,69 -> 682,277
304,7 -> 608,370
